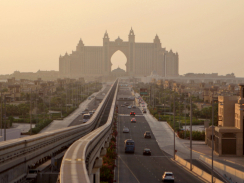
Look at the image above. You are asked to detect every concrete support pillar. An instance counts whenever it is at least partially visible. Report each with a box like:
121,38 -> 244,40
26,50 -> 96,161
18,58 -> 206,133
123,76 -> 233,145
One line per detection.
100,148 -> 107,157
104,141 -> 109,148
89,168 -> 100,183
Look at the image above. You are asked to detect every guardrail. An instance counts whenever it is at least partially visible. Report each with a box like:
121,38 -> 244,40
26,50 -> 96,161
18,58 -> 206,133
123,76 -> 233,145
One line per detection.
0,80 -> 118,183
60,80 -> 119,183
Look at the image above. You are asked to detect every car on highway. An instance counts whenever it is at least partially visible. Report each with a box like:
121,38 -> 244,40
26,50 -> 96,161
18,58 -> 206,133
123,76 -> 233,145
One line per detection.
123,127 -> 129,133
142,108 -> 147,113
81,111 -> 86,115
127,105 -> 132,109
131,118 -> 136,123
142,104 -> 145,107
82,114 -> 91,123
132,105 -> 136,108
144,131 -> 151,138
89,111 -> 94,116
125,103 -> 129,106
124,139 -> 135,153
130,111 -> 135,116
121,104 -> 125,107
162,172 -> 174,182
143,148 -> 151,155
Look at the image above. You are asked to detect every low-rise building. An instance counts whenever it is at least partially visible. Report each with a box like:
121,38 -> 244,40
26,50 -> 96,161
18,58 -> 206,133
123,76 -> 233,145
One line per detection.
205,84 -> 244,156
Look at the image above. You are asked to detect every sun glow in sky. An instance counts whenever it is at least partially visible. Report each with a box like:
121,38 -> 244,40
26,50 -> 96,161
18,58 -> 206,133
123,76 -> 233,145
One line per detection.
0,0 -> 244,76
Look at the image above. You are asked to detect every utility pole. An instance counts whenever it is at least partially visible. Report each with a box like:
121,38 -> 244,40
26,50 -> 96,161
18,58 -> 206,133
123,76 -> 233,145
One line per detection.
173,94 -> 175,160
4,95 -> 6,141
190,95 -> 192,171
0,91 -> 2,136
211,100 -> 215,183
30,89 -> 32,135
66,86 -> 67,113
36,88 -> 38,126
184,97 -> 186,139
72,82 -> 74,109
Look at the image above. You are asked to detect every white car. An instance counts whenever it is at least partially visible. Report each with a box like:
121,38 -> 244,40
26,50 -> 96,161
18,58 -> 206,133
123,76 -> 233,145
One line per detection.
162,172 -> 174,182
123,127 -> 129,133
127,106 -> 132,109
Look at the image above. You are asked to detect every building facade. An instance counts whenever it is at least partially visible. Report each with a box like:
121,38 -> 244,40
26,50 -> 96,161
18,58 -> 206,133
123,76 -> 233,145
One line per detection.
59,29 -> 179,78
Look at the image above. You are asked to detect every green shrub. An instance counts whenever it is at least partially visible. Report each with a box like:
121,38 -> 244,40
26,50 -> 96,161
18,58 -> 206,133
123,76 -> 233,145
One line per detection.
30,119 -> 52,134
178,130 -> 205,141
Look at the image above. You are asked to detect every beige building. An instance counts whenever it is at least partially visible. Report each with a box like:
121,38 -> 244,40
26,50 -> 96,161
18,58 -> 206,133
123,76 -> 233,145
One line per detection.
59,28 -> 179,78
205,84 -> 244,156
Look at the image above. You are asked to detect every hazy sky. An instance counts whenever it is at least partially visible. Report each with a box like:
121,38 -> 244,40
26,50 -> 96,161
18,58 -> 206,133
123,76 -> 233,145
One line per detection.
0,1 -> 243,76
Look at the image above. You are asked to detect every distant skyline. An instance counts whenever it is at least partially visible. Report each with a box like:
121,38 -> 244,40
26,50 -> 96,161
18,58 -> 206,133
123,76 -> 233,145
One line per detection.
0,0 -> 243,76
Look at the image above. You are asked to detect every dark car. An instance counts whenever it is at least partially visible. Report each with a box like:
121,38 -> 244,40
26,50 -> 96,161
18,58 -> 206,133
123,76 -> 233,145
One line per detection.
144,131 -> 151,138
142,108 -> 147,113
130,111 -> 135,116
81,111 -> 86,115
143,148 -> 151,155
89,111 -> 94,116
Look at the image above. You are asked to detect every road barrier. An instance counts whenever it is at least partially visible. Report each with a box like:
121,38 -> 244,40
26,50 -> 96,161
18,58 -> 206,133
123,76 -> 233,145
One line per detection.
200,155 -> 244,183
175,155 -> 223,183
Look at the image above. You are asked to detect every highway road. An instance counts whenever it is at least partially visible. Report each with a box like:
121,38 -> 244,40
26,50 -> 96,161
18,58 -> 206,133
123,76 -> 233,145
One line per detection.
115,87 -> 204,183
69,85 -> 111,126
40,85 -> 110,132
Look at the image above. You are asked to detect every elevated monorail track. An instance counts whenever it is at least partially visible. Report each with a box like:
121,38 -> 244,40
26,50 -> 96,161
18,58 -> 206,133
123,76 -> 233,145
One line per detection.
0,80 -> 118,183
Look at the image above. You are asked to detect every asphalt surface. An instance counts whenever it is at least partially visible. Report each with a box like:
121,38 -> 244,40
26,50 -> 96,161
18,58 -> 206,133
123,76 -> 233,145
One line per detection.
115,87 -> 204,183
69,86 -> 111,127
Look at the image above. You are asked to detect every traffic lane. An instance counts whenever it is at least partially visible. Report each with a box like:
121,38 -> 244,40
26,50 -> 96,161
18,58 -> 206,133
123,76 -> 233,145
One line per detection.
116,156 -> 141,183
118,116 -> 163,156
118,105 -> 143,116
117,115 -> 203,183
69,88 -> 109,126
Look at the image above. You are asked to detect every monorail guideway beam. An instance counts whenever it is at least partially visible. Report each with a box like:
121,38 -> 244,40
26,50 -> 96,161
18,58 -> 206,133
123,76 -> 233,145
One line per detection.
0,80 -> 118,183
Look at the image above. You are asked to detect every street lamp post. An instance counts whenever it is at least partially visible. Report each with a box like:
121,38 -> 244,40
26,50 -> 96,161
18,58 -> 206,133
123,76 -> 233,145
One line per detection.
4,95 -> 6,141
0,91 -> 2,137
190,94 -> 192,171
211,97 -> 218,183
30,89 -> 32,135
184,97 -> 187,139
66,86 -> 67,113
173,94 -> 176,160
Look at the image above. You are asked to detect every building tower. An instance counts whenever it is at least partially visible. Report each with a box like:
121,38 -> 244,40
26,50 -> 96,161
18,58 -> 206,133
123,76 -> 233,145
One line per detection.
103,31 -> 110,75
128,28 -> 135,75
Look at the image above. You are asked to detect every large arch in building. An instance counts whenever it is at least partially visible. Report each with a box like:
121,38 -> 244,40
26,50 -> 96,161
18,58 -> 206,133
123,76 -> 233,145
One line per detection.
59,28 -> 179,78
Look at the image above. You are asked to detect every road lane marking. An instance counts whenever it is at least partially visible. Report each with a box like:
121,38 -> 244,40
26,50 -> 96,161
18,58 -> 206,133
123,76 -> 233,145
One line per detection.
118,155 -> 140,183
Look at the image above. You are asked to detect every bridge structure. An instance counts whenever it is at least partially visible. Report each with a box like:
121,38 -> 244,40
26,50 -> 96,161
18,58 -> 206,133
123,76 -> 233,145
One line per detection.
0,80 -> 119,183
